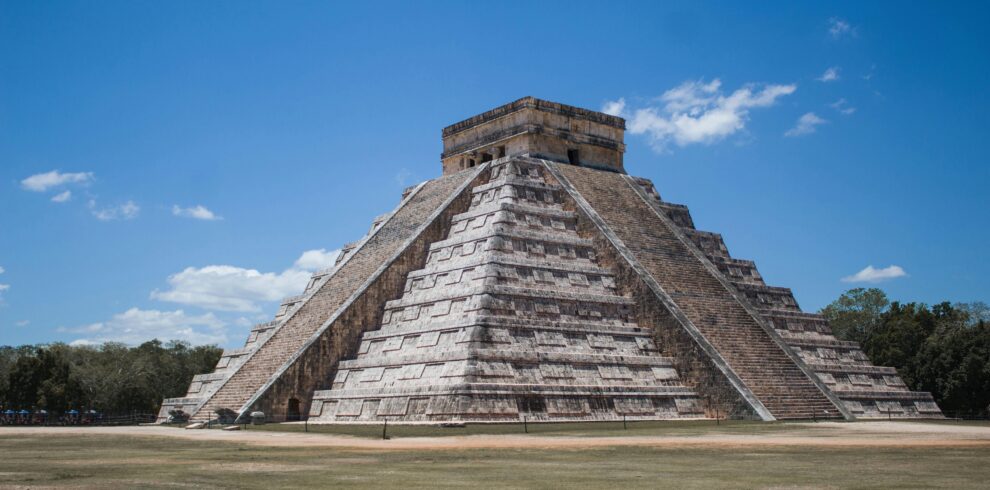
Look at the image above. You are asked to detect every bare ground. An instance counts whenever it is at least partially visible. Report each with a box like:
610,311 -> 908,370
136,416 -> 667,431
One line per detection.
3,421 -> 988,450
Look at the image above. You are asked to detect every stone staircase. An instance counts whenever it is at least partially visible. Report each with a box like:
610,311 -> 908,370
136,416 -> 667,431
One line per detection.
181,169 -> 479,422
550,161 -> 843,420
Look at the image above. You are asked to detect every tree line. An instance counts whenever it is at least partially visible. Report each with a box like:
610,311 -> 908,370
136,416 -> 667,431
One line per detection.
0,340 -> 222,415
821,289 -> 990,417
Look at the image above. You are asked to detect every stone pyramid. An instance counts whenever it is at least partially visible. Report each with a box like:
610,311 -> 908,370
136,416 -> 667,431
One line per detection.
159,97 -> 942,423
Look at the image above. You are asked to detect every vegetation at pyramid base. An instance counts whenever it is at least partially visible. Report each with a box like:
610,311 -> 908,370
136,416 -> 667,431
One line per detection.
822,288 -> 990,417
0,340 -> 222,415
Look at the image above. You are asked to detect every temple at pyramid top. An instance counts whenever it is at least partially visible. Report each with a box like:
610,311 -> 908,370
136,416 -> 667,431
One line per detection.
441,96 -> 626,174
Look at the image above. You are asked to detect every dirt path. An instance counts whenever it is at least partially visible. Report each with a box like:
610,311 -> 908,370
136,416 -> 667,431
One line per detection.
2,422 -> 989,450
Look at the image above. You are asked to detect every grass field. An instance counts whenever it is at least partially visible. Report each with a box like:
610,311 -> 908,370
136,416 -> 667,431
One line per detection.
1,421 -> 989,489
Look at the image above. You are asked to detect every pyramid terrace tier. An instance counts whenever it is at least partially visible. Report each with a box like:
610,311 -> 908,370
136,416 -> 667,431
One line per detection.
707,256 -> 766,286
334,344 -> 676,372
319,384 -> 698,401
833,391 -> 943,418
404,253 -> 616,295
733,283 -> 803,313
426,228 -> 598,269
365,314 -> 654,341
351,320 -> 664,367
469,175 -> 566,211
448,202 -> 579,242
311,387 -> 705,422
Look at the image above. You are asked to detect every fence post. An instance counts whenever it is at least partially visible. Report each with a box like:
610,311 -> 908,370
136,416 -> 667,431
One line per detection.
382,417 -> 388,440
523,415 -> 528,434
623,414 -> 627,430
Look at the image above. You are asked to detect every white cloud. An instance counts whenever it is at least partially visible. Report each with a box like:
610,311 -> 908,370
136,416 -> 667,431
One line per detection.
294,248 -> 341,270
15,320 -> 29,327
830,98 -> 857,115
89,200 -> 140,221
0,284 -> 8,292
0,266 -> 4,274
785,112 -> 827,137
21,170 -> 94,192
64,308 -> 228,346
173,205 -> 222,221
151,248 -> 341,312
605,79 -> 796,152
51,190 -> 72,203
828,17 -> 854,39
842,265 -> 908,283
601,98 -> 626,117
817,67 -> 840,82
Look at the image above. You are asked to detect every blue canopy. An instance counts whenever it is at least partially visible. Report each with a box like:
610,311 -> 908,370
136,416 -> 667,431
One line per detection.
18,410 -> 30,415
66,409 -> 79,415
3,410 -> 14,415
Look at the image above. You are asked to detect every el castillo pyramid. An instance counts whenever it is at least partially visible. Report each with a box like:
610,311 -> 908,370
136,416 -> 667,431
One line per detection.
159,97 -> 942,423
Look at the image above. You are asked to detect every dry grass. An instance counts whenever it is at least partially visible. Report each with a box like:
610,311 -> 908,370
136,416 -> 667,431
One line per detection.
0,422 -> 989,488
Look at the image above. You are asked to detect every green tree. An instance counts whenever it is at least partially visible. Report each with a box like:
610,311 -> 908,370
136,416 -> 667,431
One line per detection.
820,288 -> 890,344
6,352 -> 44,408
1,340 -> 222,414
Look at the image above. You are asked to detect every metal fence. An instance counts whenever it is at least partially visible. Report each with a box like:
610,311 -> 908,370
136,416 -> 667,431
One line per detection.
0,411 -> 157,426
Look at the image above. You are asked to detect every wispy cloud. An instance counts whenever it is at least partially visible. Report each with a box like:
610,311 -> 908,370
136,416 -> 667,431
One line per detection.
51,190 -> 72,203
15,320 -> 29,327
603,78 -> 796,152
0,266 -> 5,274
862,64 -> 877,81
830,98 -> 857,115
0,266 -> 7,302
828,17 -> 855,39
89,200 -> 140,221
64,308 -> 228,346
394,168 -> 413,187
785,112 -> 827,137
151,248 -> 341,312
21,170 -> 94,192
817,67 -> 840,82
172,205 -> 222,221
842,265 -> 907,283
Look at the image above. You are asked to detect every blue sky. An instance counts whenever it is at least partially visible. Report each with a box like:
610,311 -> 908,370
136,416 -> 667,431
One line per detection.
2,1 -> 988,348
